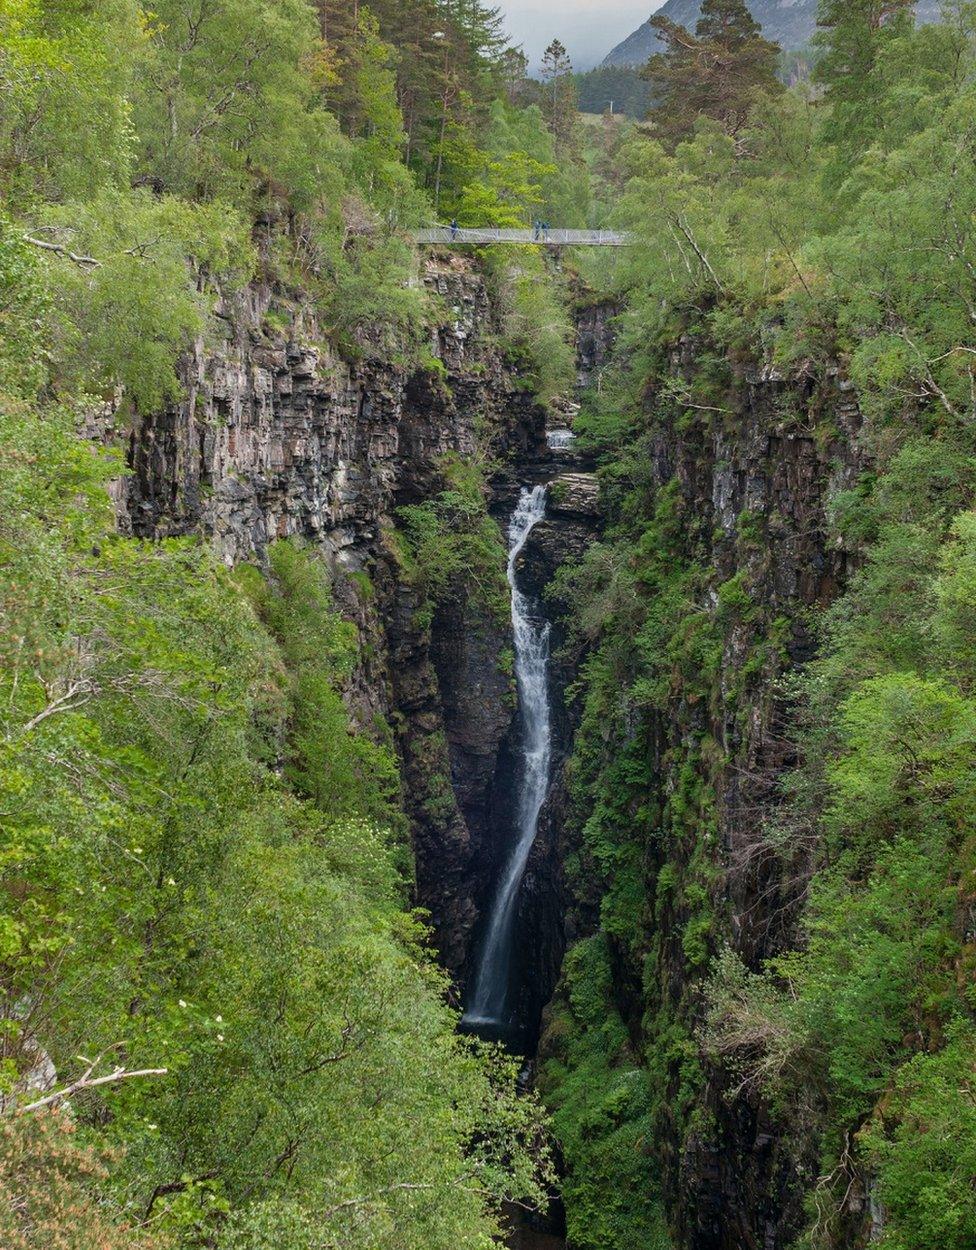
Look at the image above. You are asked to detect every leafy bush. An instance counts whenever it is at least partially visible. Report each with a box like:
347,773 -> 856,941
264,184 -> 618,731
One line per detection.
396,454 -> 509,624
482,248 -> 576,406
242,541 -> 401,826
861,1020 -> 976,1250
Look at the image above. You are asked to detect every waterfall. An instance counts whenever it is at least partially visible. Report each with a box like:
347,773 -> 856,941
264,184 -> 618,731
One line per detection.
465,485 -> 553,1028
546,427 -> 577,452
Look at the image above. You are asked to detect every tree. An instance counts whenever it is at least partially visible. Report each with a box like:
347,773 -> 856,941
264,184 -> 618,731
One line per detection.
0,398 -> 555,1250
0,1113 -> 166,1250
813,0 -> 917,175
131,0 -> 332,202
861,1020 -> 976,1250
574,65 -> 651,118
313,0 -> 363,129
500,45 -> 531,104
0,0 -> 141,206
642,0 -> 782,148
540,38 -> 577,145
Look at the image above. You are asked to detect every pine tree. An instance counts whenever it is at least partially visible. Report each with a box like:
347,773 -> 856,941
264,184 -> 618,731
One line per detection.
540,38 -> 577,145
642,0 -> 782,147
314,0 -> 368,135
500,45 -> 531,105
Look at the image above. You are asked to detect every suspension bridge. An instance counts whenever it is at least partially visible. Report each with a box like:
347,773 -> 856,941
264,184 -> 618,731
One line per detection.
415,225 -> 633,247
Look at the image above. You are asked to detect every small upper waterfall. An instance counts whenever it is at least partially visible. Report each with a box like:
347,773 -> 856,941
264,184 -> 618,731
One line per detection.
546,427 -> 577,452
465,485 -> 553,1028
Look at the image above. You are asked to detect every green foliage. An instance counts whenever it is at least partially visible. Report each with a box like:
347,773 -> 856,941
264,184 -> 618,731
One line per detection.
40,190 -> 253,409
693,432 -> 976,1249
243,541 -> 401,826
0,3 -> 589,1246
133,0 -> 333,201
575,66 -> 652,120
483,248 -> 576,405
861,1019 -> 976,1250
0,215 -> 47,396
396,453 -> 509,623
0,401 -> 553,1248
540,39 -> 578,148
318,0 -> 512,201
0,0 -> 141,207
826,673 -> 976,865
644,0 -> 783,148
539,938 -> 672,1250
2,0 -> 593,400
813,0 -> 916,176
547,12 -> 976,1241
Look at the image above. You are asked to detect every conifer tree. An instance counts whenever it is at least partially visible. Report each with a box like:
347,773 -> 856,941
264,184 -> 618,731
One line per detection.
500,45 -> 531,105
314,0 -> 364,132
642,0 -> 782,147
540,38 -> 577,145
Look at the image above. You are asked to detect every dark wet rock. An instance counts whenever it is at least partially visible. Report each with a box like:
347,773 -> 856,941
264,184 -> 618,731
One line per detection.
575,300 -> 618,390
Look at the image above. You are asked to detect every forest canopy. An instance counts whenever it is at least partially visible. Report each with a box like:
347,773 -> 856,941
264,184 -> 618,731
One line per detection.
537,0 -> 976,1245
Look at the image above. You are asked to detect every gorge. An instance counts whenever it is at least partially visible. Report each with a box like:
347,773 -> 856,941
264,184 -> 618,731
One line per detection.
6,2 -> 976,1248
106,244 -> 877,1250
105,246 -> 606,1062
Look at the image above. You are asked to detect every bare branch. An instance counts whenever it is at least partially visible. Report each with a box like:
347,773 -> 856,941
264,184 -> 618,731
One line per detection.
15,678 -> 96,738
671,213 -> 725,293
15,1054 -> 167,1116
22,235 -> 102,270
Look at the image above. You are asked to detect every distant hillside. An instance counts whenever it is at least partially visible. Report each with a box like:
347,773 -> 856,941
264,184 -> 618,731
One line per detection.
602,0 -> 942,64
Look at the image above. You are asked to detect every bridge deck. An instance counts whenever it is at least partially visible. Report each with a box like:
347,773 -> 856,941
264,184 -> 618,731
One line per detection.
416,226 -> 632,247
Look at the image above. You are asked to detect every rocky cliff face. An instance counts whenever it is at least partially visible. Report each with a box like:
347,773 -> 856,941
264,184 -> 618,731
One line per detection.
654,351 -> 864,1248
575,301 -> 619,390
115,254 -> 545,973
115,257 -> 605,1015
121,257 -> 532,568
541,329 -> 869,1249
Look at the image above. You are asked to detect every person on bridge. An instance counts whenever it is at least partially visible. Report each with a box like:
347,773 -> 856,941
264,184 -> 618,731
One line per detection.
533,219 -> 541,241
450,218 -> 459,241
543,221 -> 550,242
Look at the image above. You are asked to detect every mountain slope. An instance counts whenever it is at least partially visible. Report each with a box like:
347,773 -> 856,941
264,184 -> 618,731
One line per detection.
603,0 -> 941,64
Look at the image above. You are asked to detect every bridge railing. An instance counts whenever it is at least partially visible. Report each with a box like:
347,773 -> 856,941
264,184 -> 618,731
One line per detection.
415,226 -> 632,247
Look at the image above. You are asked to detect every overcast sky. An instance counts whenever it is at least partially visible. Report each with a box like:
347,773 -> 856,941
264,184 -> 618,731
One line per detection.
498,1 -> 658,71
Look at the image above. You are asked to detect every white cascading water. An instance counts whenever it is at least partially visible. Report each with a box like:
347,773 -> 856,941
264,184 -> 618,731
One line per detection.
546,427 -> 577,452
464,485 -> 552,1027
